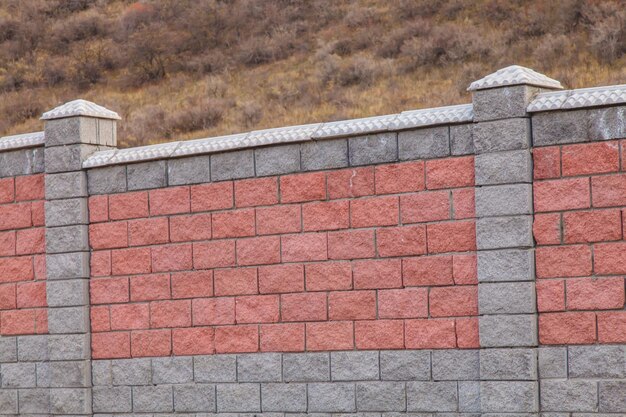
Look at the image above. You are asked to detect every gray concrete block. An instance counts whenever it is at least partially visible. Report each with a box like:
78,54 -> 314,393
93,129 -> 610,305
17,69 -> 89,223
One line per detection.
37,360 -> 90,388
112,358 -> 152,386
46,252 -> 90,280
398,127 -> 450,160
0,149 -> 37,177
0,337 -> 17,362
0,389 -> 17,414
479,314 -> 537,347
237,353 -> 282,382
356,382 -> 406,411
473,118 -> 531,153
308,382 -> 356,413
349,133 -> 397,166
2,363 -> 36,388
540,380 -> 597,412
589,106 -> 626,141
133,385 -> 174,412
216,384 -> 261,412
380,350 -> 430,381
450,124 -> 474,155
168,155 -> 211,185
599,381 -> 626,412
93,386 -> 132,413
46,225 -> 89,253
44,144 -> 96,173
472,85 -> 538,121
32,147 -> 45,173
174,384 -> 217,412
128,160 -> 167,190
47,306 -> 88,334
480,348 -> 537,380
255,144 -> 301,176
476,215 -> 533,250
49,387 -> 91,414
480,381 -> 538,413
479,282 -> 536,315
194,354 -> 237,383
432,350 -> 479,381
48,334 -> 89,360
406,381 -> 457,412
459,381 -> 481,412
152,356 -> 194,384
45,198 -> 88,227
283,352 -> 330,382
47,279 -> 89,307
88,165 -> 127,194
568,345 -> 626,378
331,351 -> 379,381
44,116 -> 108,146
92,360 -> 112,386
538,347 -> 567,379
46,171 -> 88,199
18,388 -> 50,413
261,383 -> 307,412
478,249 -> 534,282
301,139 -> 349,171
17,335 -> 48,361
475,150 -> 532,185
475,184 -> 532,217
532,109 -> 589,146
211,149 -> 255,181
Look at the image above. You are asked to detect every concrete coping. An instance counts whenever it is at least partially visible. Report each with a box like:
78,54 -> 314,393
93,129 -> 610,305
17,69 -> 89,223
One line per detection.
0,131 -> 44,151
528,83 -> 626,112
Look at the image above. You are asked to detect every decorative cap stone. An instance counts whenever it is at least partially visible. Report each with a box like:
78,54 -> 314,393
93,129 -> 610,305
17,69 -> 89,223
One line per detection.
41,99 -> 121,121
468,65 -> 563,91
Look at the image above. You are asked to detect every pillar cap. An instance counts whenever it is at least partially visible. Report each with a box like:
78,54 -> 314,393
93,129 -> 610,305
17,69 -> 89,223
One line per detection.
468,65 -> 563,92
41,99 -> 121,121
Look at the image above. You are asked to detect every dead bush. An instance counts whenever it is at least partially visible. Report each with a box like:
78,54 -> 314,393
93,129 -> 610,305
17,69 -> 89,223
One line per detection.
165,98 -> 229,135
239,101 -> 263,128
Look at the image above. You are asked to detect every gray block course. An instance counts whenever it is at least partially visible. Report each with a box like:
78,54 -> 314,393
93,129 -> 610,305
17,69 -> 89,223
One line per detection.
331,351 -> 380,381
217,384 -> 261,412
47,306 -> 89,334
0,148 -> 42,177
588,106 -> 626,141
308,382 -> 356,413
127,160 -> 168,190
450,124 -> 474,155
459,381 -> 481,412
174,384 -> 217,412
356,382 -> 406,411
476,215 -> 533,250
46,279 -> 89,307
349,133 -> 397,166
153,356 -> 194,384
398,127 -> 450,160
17,335 -> 48,362
93,386 -> 132,413
0,389 -> 18,414
480,381 -> 538,413
568,345 -> 626,378
18,388 -> 50,413
45,198 -> 88,227
406,381 -> 457,412
46,252 -> 90,280
261,383 -> 307,412
472,85 -> 539,121
432,350 -> 479,381
211,150 -> 255,181
473,118 -> 531,153
477,249 -> 534,282
46,171 -> 88,199
479,314 -> 537,347
255,144 -> 301,176
0,337 -> 17,363
168,155 -> 211,185
46,224 -> 89,254
237,353 -> 282,382
538,347 -> 568,379
45,144 -> 96,173
599,381 -> 626,412
47,334 -> 89,361
283,352 -> 330,382
133,385 -> 174,412
479,282 -> 536,315
475,150 -> 532,185
540,380 -> 598,412
475,184 -> 532,217
480,348 -> 537,380
112,358 -> 152,386
1,363 -> 37,388
194,354 -> 237,383
88,165 -> 127,194
380,350 -> 430,381
532,109 -> 589,146
301,138 -> 349,171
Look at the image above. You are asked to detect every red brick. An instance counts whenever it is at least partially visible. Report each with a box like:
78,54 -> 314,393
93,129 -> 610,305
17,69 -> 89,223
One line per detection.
15,174 -> 44,201
235,295 -> 279,323
306,321 -> 354,351
456,317 -> 479,348
171,270 -> 213,299
593,174 -> 626,207
594,242 -> 626,275
235,177 -> 278,207
128,217 -> 169,246
427,221 -> 476,253
355,320 -> 404,349
534,178 -> 590,212
281,292 -> 327,322
109,192 -> 149,220
256,205 -> 301,235
173,327 -> 214,355
403,255 -> 454,286
597,311 -> 626,343
0,178 -> 14,203
33,254 -> 45,280
378,288 -> 428,319
536,245 -> 592,278
193,297 -> 235,325
426,156 -> 474,190
533,213 -> 561,245
150,300 -> 191,328
214,267 -> 258,296
90,222 -> 128,250
563,209 -> 622,243
111,247 -> 151,276
303,200 -> 350,231
375,162 -> 425,194
353,259 -> 402,289
280,172 -> 326,203
1,309 -> 35,335
328,290 -> 376,320
453,188 -> 475,219
0,232 -> 15,257
533,146 -> 561,179
90,277 -> 130,305
327,167 -> 375,199
566,277 -> 625,310
151,244 -> 192,272
350,196 -> 399,228
562,141 -> 619,176
452,254 -> 477,285
623,140 -> 626,170
131,329 -> 172,357
91,251 -> 111,277
110,304 -> 149,330
281,233 -> 328,262
328,230 -> 375,260
401,191 -> 450,223
429,286 -> 478,317
305,262 -> 352,291
212,209 -> 255,238
536,280 -> 565,312
89,195 -> 108,222
0,284 -> 16,309
191,181 -> 233,212
0,257 -> 34,282
35,310 -> 47,334
31,201 -> 45,227
193,240 -> 236,269
215,325 -> 258,353
237,236 -> 280,266
261,323 -> 305,352
377,225 -> 427,257
92,332 -> 130,359
15,228 -> 44,255
149,186 -> 190,216
0,203 -> 31,231
130,273 -> 171,301
405,319 -> 456,348
90,306 -> 110,332
169,213 -> 212,242
259,264 -> 304,294
539,312 -> 596,344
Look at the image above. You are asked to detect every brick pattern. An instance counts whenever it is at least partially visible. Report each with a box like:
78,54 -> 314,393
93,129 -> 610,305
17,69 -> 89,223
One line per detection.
533,140 -> 626,345
88,157 -> 478,358
0,174 -> 47,336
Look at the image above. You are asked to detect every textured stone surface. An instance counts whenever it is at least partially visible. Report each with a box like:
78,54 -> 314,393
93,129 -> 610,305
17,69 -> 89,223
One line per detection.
475,184 -> 532,217
46,171 -> 88,199
473,117 -> 531,152
301,139 -> 349,171
356,382 -> 406,411
398,126 -> 450,160
0,149 -> 40,177
112,358 -> 152,386
599,381 -> 626,412
174,384 -> 217,412
87,165 -> 127,194
133,385 -> 174,412
168,155 -> 211,185
406,381 -> 458,412
450,124 -> 474,155
481,381 -> 538,412
480,348 -> 537,380
380,350 -> 430,381
47,279 -> 89,307
541,380 -> 598,412
475,150 -> 532,185
480,314 -> 537,347
283,353 -> 330,382
532,109 -> 589,146
211,149 -> 255,180
93,386 -> 132,413
217,384 -> 261,412
152,356 -> 194,384
432,350 -> 479,381
459,381 -> 481,412
568,345 -> 626,378
45,198 -> 88,227
478,249 -> 534,282
238,353 -> 282,382
538,347 -> 567,379
255,144 -> 301,176
308,382 -> 356,413
331,351 -> 379,381
46,252 -> 90,280
477,215 -> 533,250
127,160 -> 168,190
472,85 -> 539,121
479,282 -> 536,314
348,133 -> 397,166
194,355 -> 237,383
261,383 -> 307,412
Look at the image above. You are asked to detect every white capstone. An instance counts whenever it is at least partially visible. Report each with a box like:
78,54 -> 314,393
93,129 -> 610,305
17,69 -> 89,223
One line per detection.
391,104 -> 473,130
41,99 -> 121,121
0,131 -> 45,151
528,84 -> 626,112
468,65 -> 563,91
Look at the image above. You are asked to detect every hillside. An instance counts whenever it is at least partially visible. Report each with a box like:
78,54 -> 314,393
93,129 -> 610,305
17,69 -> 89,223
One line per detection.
0,0 -> 624,148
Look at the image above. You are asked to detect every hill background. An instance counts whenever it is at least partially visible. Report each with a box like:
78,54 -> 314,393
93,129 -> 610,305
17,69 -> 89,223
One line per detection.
0,0 -> 624,148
